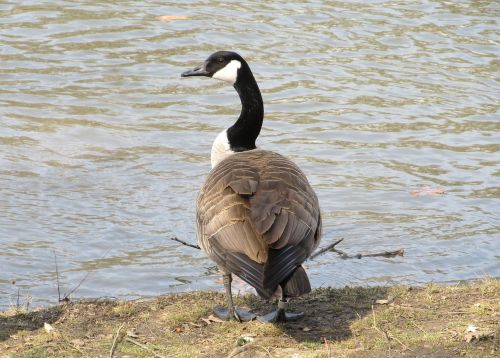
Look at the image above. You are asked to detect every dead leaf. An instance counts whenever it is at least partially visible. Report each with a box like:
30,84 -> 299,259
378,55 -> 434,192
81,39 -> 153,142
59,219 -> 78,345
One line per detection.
411,187 -> 445,197
302,326 -> 312,332
156,15 -> 189,22
464,329 -> 495,343
201,317 -> 212,325
200,314 -> 224,325
467,324 -> 478,333
44,323 -> 54,333
207,314 -> 224,323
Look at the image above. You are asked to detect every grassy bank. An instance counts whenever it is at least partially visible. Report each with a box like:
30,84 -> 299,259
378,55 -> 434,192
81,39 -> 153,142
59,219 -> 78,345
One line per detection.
1,279 -> 498,357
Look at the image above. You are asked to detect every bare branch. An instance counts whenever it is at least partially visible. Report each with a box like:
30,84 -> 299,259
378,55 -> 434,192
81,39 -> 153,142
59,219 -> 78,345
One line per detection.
361,249 -> 404,259
309,238 -> 344,260
309,238 -> 404,260
170,234 -> 403,262
170,236 -> 201,250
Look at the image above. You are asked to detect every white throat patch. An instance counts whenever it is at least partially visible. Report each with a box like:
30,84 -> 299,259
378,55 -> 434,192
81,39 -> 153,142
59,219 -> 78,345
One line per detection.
212,60 -> 242,84
211,130 -> 234,168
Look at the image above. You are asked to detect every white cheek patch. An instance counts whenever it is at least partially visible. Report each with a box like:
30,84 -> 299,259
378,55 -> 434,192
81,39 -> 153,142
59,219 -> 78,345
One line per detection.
212,60 -> 242,84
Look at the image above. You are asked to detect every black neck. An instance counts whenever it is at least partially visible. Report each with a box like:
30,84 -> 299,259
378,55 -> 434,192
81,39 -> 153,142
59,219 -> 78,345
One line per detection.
226,64 -> 264,152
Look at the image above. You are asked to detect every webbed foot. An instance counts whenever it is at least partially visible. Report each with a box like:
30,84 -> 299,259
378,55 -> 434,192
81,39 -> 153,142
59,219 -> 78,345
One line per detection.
257,309 -> 304,323
213,305 -> 256,322
257,299 -> 304,323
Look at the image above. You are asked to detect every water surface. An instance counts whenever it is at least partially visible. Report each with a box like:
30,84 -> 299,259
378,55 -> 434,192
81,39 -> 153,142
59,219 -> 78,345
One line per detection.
1,0 -> 499,309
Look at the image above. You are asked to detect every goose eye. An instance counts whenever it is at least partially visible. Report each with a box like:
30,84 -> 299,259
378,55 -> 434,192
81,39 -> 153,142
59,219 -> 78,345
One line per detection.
217,57 -> 224,63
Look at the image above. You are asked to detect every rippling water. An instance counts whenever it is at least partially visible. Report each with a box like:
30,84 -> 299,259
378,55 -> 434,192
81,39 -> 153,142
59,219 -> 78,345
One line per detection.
1,0 -> 499,309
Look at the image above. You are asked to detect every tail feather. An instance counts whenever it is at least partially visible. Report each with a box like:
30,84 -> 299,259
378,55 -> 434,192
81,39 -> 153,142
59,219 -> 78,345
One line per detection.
282,265 -> 311,298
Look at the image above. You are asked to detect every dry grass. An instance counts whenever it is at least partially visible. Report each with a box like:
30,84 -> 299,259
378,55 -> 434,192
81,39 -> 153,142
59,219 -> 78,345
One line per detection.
1,279 -> 498,357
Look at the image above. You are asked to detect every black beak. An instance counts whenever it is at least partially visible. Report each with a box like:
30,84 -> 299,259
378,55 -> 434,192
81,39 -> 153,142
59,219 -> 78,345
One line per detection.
181,62 -> 210,77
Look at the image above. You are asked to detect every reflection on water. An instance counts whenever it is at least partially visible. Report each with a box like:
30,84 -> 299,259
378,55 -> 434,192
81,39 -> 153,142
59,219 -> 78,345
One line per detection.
1,0 -> 499,308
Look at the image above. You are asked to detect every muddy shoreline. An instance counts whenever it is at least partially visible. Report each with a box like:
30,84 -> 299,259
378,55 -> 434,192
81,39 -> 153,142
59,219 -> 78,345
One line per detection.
1,279 -> 498,357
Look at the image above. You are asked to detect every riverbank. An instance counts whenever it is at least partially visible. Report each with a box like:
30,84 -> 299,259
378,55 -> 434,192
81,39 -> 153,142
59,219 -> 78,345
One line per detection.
1,278 -> 498,357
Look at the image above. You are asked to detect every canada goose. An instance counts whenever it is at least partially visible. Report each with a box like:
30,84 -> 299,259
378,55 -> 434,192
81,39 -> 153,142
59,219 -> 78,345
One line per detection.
181,51 -> 321,322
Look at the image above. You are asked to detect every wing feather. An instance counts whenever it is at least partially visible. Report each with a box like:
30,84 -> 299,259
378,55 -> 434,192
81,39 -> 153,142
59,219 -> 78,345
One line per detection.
196,150 -> 321,298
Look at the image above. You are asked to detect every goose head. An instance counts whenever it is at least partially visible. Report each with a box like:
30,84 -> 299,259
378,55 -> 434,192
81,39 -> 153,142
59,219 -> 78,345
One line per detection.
181,51 -> 264,168
181,51 -> 245,85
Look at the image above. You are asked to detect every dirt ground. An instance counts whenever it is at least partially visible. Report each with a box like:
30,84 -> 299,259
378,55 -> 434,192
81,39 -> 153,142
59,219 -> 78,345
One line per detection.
1,279 -> 498,357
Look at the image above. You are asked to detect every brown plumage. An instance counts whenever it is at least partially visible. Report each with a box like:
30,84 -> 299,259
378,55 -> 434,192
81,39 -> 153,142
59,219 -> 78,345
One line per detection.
197,149 -> 322,299
182,51 -> 322,321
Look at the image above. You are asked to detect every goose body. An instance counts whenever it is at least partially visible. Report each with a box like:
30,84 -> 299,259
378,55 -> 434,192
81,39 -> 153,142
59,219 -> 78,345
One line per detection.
182,51 -> 321,322
197,149 -> 321,299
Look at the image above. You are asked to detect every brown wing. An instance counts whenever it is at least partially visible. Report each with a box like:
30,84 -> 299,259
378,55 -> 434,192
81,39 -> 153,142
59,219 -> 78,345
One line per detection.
196,150 -> 321,299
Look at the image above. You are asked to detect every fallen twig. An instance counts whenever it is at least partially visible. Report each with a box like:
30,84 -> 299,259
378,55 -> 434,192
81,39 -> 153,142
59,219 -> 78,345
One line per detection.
170,236 -> 201,250
171,235 -> 404,262
310,239 -> 404,260
109,323 -> 125,358
361,249 -> 404,259
372,304 -> 412,353
371,305 -> 392,355
125,337 -> 165,358
388,331 -> 412,352
309,238 -> 344,260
